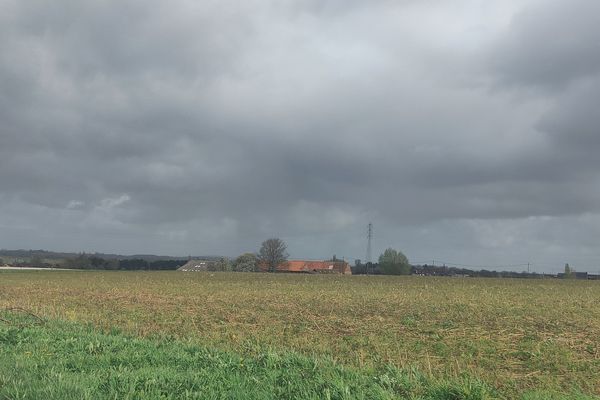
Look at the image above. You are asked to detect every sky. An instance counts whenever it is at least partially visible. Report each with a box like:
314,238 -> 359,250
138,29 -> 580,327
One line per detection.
1,0 -> 600,273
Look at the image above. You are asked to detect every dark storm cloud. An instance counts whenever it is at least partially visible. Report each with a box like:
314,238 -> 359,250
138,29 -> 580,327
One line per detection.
539,80 -> 600,155
1,0 -> 600,269
483,0 -> 600,223
9,0 -> 253,80
490,0 -> 600,90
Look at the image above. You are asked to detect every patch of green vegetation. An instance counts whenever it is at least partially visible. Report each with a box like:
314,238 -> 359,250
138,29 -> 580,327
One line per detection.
520,393 -> 597,400
0,316 -> 500,400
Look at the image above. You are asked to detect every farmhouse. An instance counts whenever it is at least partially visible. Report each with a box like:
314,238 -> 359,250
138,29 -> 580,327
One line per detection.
177,259 -> 216,272
260,260 -> 352,275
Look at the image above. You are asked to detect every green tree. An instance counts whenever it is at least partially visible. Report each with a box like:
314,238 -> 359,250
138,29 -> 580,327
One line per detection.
378,248 -> 411,275
564,263 -> 574,279
89,256 -> 107,269
30,256 -> 45,267
233,253 -> 258,272
258,238 -> 288,272
104,259 -> 120,270
214,257 -> 231,272
65,254 -> 93,270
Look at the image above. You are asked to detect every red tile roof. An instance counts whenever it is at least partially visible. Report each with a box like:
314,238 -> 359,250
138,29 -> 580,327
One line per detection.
260,260 -> 351,274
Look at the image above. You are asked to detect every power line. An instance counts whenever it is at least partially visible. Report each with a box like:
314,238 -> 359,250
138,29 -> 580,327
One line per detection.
411,259 -> 531,270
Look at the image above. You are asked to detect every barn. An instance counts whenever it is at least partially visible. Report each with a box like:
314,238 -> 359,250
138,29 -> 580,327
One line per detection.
260,260 -> 352,275
177,260 -> 216,272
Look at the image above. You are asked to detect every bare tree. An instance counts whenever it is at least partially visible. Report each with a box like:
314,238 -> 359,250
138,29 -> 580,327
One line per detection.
258,238 -> 288,272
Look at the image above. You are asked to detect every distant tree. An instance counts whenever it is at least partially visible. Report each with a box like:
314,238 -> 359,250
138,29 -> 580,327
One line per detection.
206,262 -> 217,272
214,257 -> 231,272
564,263 -> 574,279
119,259 -> 149,270
479,269 -> 499,278
30,256 -> 45,267
65,254 -> 93,269
148,260 -> 187,270
233,253 -> 258,272
378,248 -> 410,275
89,256 -> 108,269
258,238 -> 288,272
104,259 -> 120,270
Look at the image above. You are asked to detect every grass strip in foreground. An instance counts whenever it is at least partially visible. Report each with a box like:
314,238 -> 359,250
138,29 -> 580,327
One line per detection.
0,314 -> 596,400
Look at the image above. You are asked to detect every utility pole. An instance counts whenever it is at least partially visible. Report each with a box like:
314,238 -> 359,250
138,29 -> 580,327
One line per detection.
366,223 -> 373,274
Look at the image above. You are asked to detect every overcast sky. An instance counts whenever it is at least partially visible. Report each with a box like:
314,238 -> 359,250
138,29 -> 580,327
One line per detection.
1,0 -> 600,273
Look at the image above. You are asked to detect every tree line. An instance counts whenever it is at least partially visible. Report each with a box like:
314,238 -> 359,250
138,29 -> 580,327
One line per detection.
5,240 -> 555,278
8,255 -> 188,270
18,238 -> 286,272
194,239 -> 288,273
353,252 -> 547,278
64,255 -> 187,270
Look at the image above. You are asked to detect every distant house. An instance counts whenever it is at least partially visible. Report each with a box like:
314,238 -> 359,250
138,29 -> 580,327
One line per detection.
558,272 -> 589,280
177,260 -> 216,272
575,272 -> 589,280
259,260 -> 352,275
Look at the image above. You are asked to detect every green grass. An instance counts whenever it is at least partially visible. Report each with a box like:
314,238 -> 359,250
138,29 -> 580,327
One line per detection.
1,271 -> 599,398
0,313 -> 499,400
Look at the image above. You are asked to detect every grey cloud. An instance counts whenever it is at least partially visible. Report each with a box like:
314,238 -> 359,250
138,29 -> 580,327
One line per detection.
11,1 -> 254,80
490,0 -> 600,89
2,0 -> 600,270
539,80 -> 600,154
